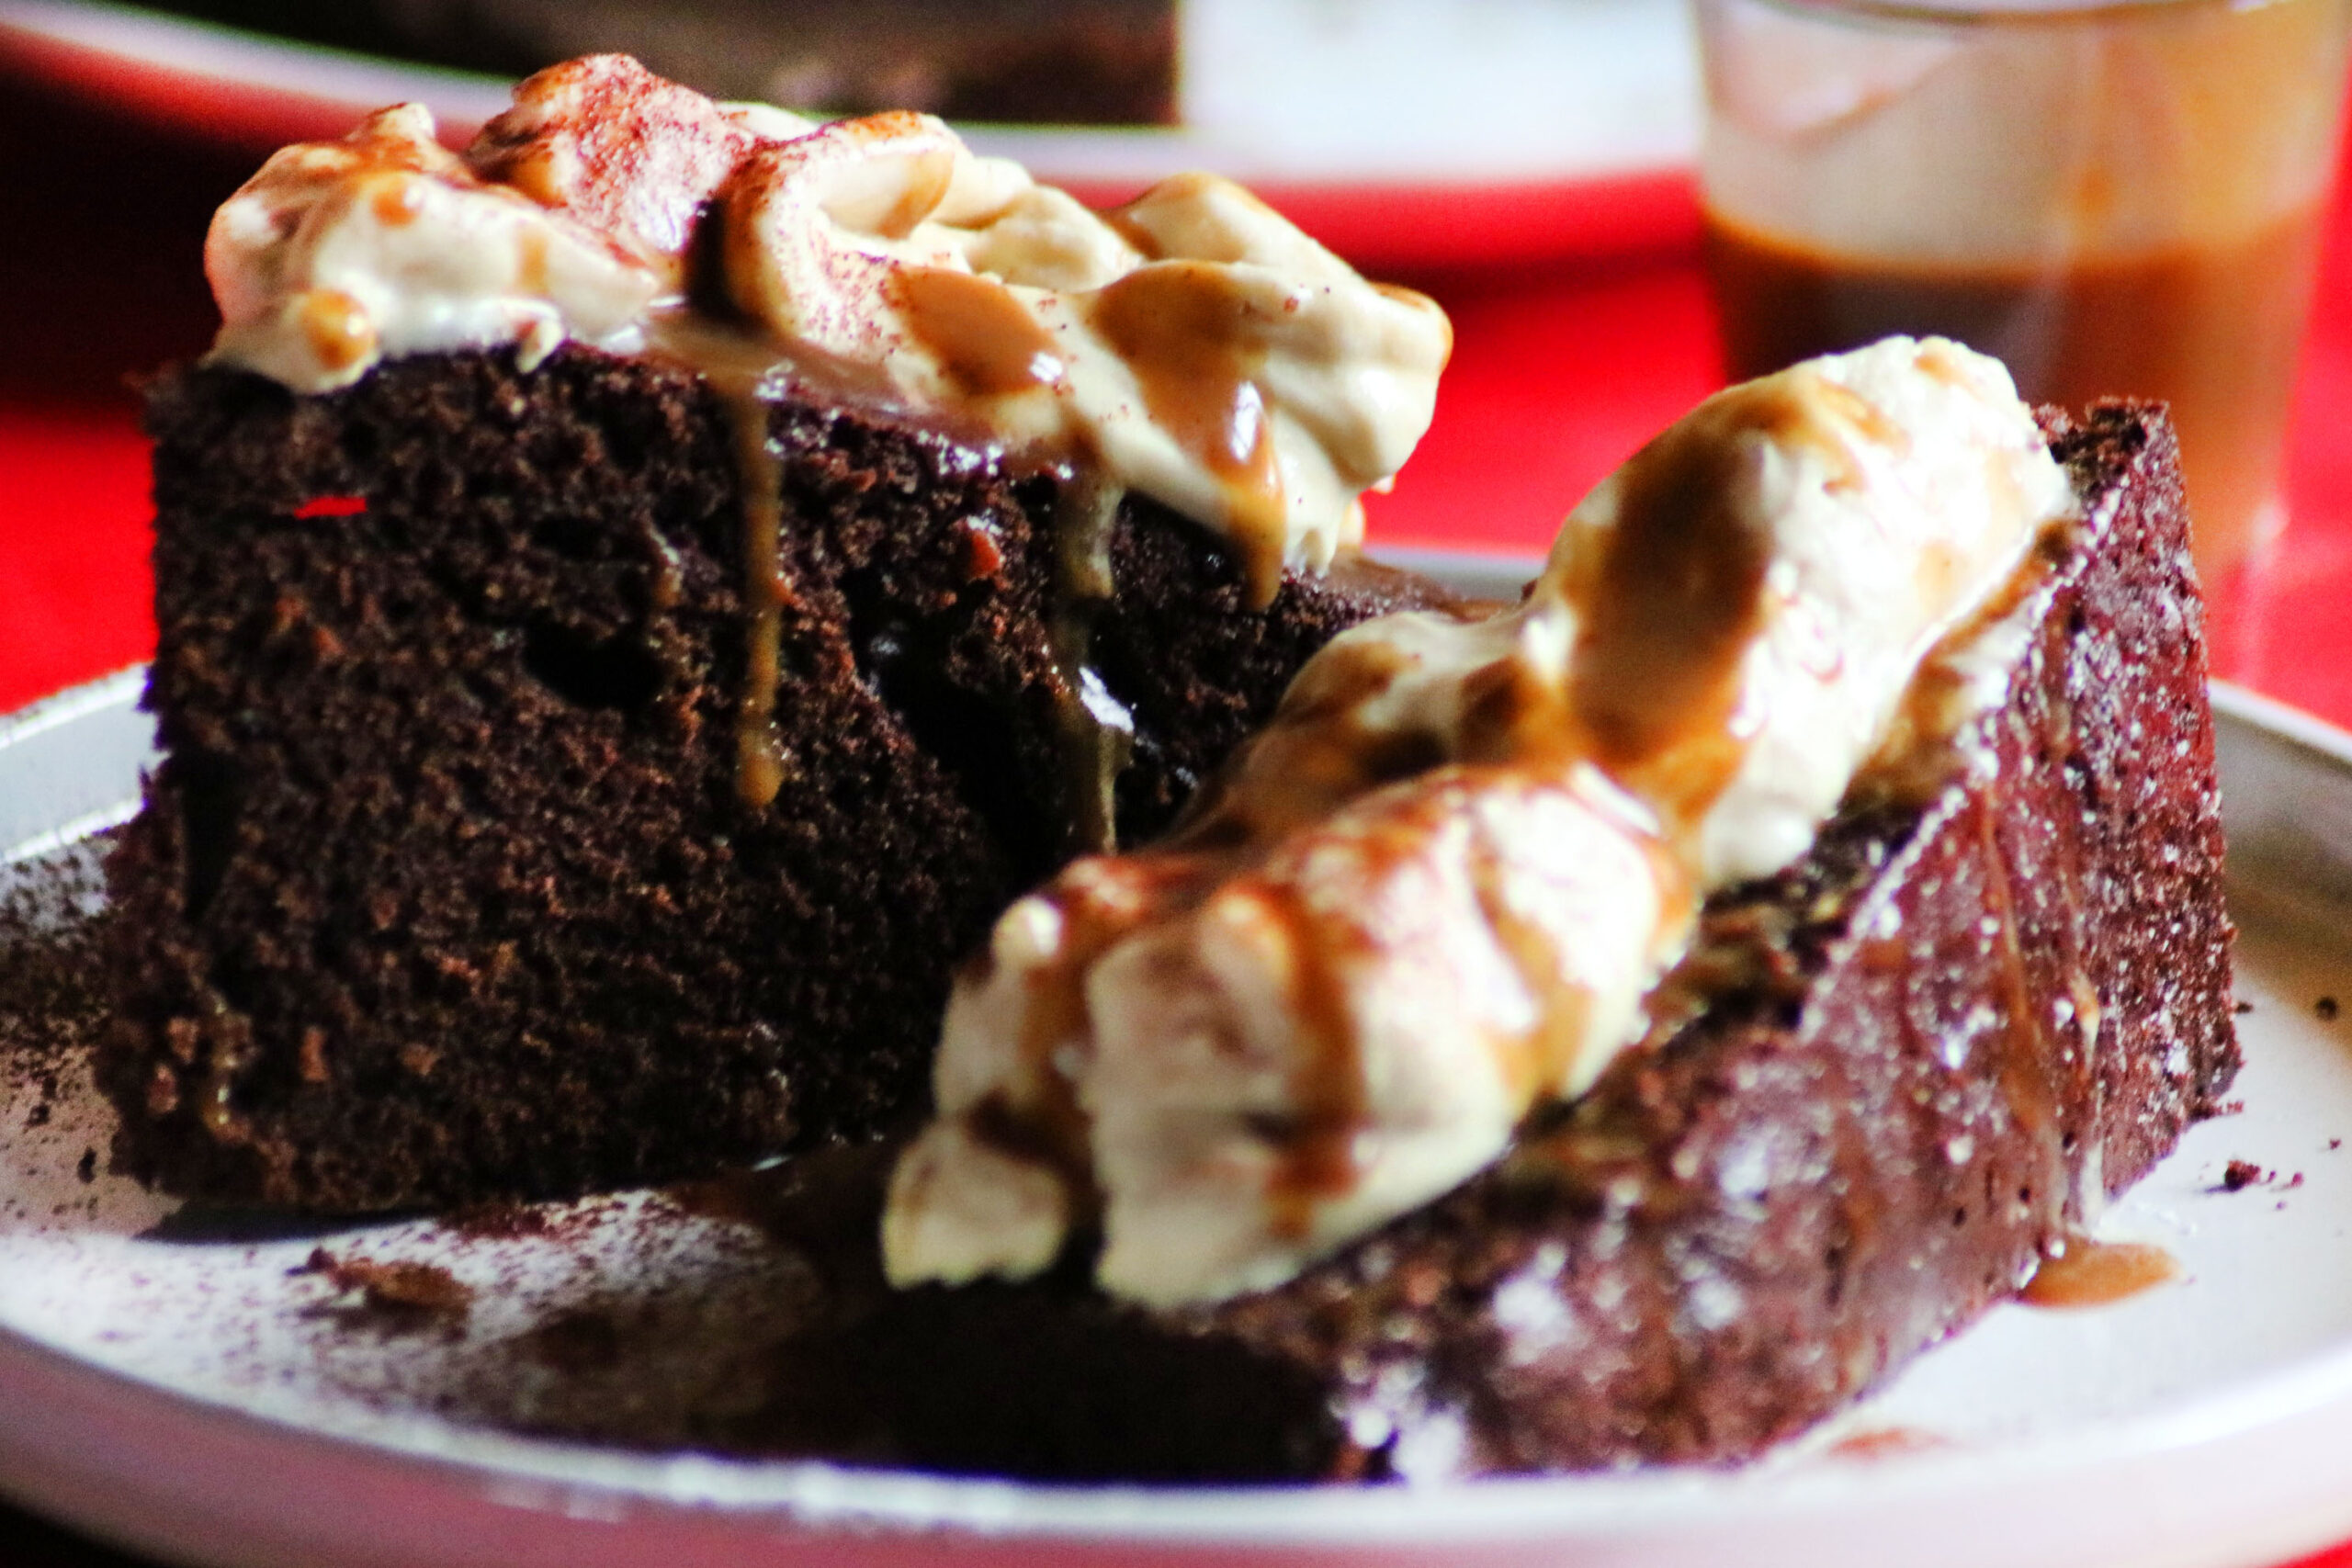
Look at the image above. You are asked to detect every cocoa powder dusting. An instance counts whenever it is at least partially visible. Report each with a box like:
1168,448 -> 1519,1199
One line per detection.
405,1148 -> 904,1458
0,840 -> 116,1183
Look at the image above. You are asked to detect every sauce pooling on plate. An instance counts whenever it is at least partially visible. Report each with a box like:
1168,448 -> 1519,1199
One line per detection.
2020,1238 -> 2182,1309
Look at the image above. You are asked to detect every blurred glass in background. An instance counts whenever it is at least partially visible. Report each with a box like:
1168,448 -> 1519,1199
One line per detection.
1696,0 -> 2352,578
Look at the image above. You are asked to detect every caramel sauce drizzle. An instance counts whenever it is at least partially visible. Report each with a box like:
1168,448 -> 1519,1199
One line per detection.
198,1068 -> 245,1141
644,314 -> 918,818
650,301 -> 1136,839
1169,635 -> 1427,849
299,289 -> 374,374
1556,367 -> 2026,838
892,265 -> 1137,850
517,227 -> 551,296
2020,1237 -> 2180,1309
1258,879 -> 1366,1241
894,266 -> 1066,398
1140,767 -> 1683,1232
1557,382 -> 1792,830
971,852 -> 1227,1227
1209,365 -> 2058,1234
368,175 -> 422,228
1086,265 -> 1290,606
1973,799 -> 2077,1222
1476,873 -> 1600,1104
1045,470 -> 1136,855
722,392 -> 791,808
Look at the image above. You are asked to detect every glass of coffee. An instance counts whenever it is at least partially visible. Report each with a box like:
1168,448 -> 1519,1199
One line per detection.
1696,0 -> 2352,577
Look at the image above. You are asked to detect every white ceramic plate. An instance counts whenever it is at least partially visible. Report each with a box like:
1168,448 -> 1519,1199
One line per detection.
0,0 -> 1703,269
6,592 -> 2352,1568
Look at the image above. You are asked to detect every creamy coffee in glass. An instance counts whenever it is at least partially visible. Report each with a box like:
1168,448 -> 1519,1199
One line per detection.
1697,0 -> 2352,576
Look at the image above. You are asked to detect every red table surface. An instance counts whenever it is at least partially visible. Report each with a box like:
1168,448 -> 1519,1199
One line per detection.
5,63 -> 2352,1568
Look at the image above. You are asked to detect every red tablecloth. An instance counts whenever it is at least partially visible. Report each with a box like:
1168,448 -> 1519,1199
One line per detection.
6,57 -> 2352,1568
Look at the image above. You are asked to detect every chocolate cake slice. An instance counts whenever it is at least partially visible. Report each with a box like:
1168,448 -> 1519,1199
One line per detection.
787,401 -> 2233,1480
100,58 -> 1459,1213
102,348 -> 1452,1213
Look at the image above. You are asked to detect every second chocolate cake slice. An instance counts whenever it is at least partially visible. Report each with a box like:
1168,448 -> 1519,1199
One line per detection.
834,393 -> 2233,1479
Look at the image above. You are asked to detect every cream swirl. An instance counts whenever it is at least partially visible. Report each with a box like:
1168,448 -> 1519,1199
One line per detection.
200,54 -> 1448,598
205,103 -> 665,392
883,337 -> 2077,1306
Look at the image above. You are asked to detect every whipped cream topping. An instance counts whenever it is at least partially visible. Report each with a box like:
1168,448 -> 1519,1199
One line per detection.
207,103 -> 666,391
884,337 -> 2077,1306
201,55 -> 1448,598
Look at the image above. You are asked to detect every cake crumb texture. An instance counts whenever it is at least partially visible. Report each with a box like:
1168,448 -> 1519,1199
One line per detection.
103,346 -> 1452,1212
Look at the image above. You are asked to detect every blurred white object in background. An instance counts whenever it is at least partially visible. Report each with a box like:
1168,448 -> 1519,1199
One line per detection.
1182,0 -> 1698,178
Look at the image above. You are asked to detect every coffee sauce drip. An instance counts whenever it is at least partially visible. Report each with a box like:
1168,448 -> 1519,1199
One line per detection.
723,392 -> 792,810
707,367 -> 1139,849
1046,471 -> 1136,855
642,314 -> 815,816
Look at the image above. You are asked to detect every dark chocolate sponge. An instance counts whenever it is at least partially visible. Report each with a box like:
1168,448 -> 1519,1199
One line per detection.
769,403 -> 2236,1480
103,344 -> 1454,1213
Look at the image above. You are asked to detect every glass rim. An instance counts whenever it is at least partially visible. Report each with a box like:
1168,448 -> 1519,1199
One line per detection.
1716,0 -> 2313,29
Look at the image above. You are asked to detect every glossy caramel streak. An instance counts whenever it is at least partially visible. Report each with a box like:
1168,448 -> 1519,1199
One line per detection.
1165,634 -> 1432,851
1565,387 -> 1789,820
894,266 -> 1066,398
1045,473 -> 1133,854
517,227 -> 551,296
2020,1238 -> 2181,1308
1468,839 -> 1603,1105
1086,264 -> 1287,593
723,393 -> 791,808
1455,648 -> 1574,771
299,289 -> 375,373
1975,802 -> 2068,1164
368,175 -> 423,228
1251,881 -> 1369,1243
